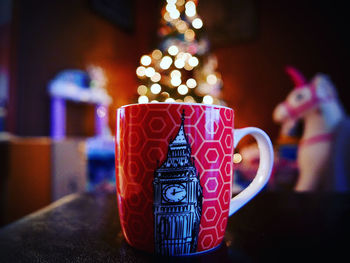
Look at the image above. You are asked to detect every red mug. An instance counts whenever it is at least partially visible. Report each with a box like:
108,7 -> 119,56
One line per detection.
115,103 -> 273,256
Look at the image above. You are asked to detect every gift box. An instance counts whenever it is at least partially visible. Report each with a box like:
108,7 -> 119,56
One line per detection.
0,137 -> 51,225
51,138 -> 87,201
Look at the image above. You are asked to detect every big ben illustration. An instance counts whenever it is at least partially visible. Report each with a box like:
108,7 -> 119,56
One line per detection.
153,110 -> 203,255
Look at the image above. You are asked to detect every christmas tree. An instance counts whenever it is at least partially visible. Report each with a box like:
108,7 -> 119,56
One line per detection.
135,0 -> 224,105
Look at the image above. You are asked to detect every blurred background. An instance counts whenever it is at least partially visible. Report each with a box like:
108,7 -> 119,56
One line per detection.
1,0 -> 349,226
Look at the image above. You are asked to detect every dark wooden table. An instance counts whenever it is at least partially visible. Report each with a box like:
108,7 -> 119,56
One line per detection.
0,192 -> 349,262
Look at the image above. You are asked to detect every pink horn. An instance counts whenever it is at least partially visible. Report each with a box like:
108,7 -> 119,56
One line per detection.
285,66 -> 306,88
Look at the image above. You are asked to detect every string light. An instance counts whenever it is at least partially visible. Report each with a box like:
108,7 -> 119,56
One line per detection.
160,56 -> 172,69
138,95 -> 149,103
145,67 -> 156,77
188,56 -> 199,67
185,1 -> 196,17
203,95 -> 214,104
176,52 -> 185,59
184,64 -> 193,71
171,77 -> 181,86
97,106 -> 106,118
174,58 -> 185,68
163,12 -> 172,22
161,92 -> 170,98
176,0 -> 185,6
185,1 -> 195,9
170,70 -> 181,78
184,95 -> 195,103
186,78 -> 197,88
184,29 -> 195,41
207,74 -> 217,85
169,9 -> 180,19
166,3 -> 177,12
233,153 -> 243,163
136,66 -> 146,77
177,84 -> 188,95
140,55 -> 152,66
137,85 -> 148,95
168,45 -> 179,56
150,83 -> 161,94
175,20 -> 188,33
152,49 -> 162,60
136,0 -> 223,106
151,72 -> 161,82
183,52 -> 191,61
192,18 -> 203,29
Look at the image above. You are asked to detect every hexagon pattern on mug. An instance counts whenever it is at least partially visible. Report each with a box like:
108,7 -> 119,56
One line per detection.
116,103 -> 234,252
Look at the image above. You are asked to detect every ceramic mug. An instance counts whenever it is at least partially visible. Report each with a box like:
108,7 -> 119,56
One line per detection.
115,103 -> 273,256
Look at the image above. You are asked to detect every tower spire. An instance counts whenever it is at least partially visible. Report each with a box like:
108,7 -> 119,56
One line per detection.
157,109 -> 192,169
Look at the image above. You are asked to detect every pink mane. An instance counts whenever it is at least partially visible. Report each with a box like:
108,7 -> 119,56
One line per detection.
285,66 -> 307,88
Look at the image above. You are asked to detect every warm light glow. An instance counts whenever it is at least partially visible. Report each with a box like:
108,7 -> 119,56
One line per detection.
168,45 -> 179,56
186,78 -> 197,88
166,0 -> 177,4
151,72 -> 161,82
175,20 -> 188,33
203,95 -> 214,104
163,12 -> 172,22
96,106 -> 106,118
184,64 -> 193,71
165,98 -> 175,102
176,52 -> 185,59
233,153 -> 243,164
207,74 -> 217,85
192,18 -> 203,29
161,92 -> 170,98
184,29 -> 195,41
175,99 -> 183,102
177,0 -> 185,6
140,55 -> 152,66
174,58 -> 185,68
184,52 -> 191,60
137,85 -> 148,95
152,49 -> 162,60
160,56 -> 172,69
170,69 -> 181,78
177,84 -> 188,95
188,56 -> 199,67
166,3 -> 177,12
136,66 -> 146,77
145,67 -> 155,77
171,77 -> 182,86
185,1 -> 195,9
138,95 -> 149,103
169,9 -> 180,19
150,83 -> 161,94
185,1 -> 196,17
184,95 -> 195,103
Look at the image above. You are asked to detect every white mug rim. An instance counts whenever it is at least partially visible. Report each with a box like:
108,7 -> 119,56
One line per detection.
119,102 -> 233,111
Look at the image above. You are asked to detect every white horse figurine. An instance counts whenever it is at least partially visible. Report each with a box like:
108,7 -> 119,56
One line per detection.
273,66 -> 349,191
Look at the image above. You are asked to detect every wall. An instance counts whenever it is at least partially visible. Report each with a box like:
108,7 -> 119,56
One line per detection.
215,1 -> 350,140
9,0 -> 350,141
11,0 -> 159,136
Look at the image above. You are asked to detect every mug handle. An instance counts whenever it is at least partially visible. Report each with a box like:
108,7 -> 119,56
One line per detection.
229,127 -> 274,216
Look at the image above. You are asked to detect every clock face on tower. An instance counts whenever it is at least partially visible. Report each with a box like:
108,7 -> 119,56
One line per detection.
162,184 -> 186,203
